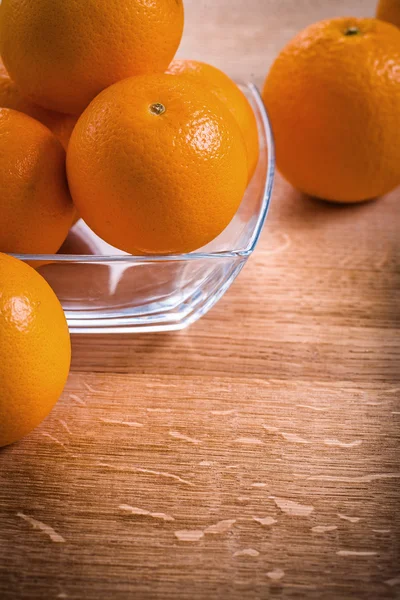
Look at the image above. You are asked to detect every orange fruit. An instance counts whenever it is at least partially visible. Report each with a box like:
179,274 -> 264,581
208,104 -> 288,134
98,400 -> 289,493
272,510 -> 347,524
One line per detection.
0,253 -> 71,447
67,74 -> 248,255
0,57 -> 77,150
377,0 -> 400,27
167,59 -> 259,181
0,108 -> 74,255
262,18 -> 400,202
0,0 -> 184,114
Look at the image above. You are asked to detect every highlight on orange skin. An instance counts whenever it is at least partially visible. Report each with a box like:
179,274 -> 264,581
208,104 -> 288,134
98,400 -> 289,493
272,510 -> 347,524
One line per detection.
167,59 -> 259,182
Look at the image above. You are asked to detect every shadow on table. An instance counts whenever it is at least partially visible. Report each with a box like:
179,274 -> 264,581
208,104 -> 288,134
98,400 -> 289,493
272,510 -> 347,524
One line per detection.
70,179 -> 400,380
71,331 -> 194,374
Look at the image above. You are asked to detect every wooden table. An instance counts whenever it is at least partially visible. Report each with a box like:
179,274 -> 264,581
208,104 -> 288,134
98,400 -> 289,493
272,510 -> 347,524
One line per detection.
1,1 -> 399,598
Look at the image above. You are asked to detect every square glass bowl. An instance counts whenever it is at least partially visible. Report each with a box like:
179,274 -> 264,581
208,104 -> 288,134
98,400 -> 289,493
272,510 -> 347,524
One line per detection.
14,84 -> 275,334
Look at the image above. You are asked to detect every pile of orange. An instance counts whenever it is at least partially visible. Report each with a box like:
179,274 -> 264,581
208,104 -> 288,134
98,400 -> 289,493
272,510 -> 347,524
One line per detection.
1,0 -> 400,448
0,0 -> 259,257
0,0 -> 260,447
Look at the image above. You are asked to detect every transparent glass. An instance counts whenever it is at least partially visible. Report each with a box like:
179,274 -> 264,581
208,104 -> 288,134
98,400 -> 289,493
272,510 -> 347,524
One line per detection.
13,84 -> 275,334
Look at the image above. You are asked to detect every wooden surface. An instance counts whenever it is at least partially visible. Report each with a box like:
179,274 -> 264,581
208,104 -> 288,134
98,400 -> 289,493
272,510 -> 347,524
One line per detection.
1,1 -> 399,598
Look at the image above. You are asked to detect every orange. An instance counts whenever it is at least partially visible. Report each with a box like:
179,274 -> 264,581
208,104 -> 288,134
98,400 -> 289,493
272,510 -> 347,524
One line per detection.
0,57 -> 77,150
0,108 -> 74,255
0,0 -> 184,115
71,213 -> 81,227
0,253 -> 71,447
377,0 -> 400,27
167,59 -> 259,181
262,18 -> 400,203
67,74 -> 248,255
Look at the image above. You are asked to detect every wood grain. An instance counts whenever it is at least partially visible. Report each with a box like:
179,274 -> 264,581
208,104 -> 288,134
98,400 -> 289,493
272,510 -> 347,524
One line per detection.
1,1 -> 399,599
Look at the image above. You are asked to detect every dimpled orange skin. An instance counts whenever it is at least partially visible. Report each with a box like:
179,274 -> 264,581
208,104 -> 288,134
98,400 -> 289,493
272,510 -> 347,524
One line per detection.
377,0 -> 400,28
0,0 -> 184,115
167,59 -> 259,182
0,253 -> 71,447
0,57 -> 77,150
262,18 -> 400,202
67,74 -> 248,255
0,108 -> 74,255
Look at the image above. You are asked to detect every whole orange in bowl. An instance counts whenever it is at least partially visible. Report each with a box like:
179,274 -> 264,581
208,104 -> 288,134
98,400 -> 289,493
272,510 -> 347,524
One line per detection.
262,17 -> 400,202
0,253 -> 71,447
377,0 -> 400,27
0,108 -> 74,255
0,0 -> 185,114
167,59 -> 259,181
67,74 -> 248,255
0,58 -> 77,150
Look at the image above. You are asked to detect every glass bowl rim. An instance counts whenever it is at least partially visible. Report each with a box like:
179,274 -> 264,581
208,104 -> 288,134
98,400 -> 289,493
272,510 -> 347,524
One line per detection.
11,83 -> 275,264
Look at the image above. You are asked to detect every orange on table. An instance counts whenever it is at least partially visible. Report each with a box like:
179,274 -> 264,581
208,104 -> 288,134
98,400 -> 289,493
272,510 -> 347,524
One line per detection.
0,0 -> 185,115
0,253 -> 71,448
67,74 -> 248,255
0,58 -> 76,150
377,0 -> 400,27
167,59 -> 259,181
262,17 -> 400,203
0,108 -> 74,255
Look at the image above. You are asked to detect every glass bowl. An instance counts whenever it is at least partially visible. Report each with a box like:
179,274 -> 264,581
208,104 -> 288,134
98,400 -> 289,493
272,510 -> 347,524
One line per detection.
14,84 -> 275,334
